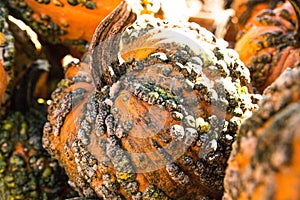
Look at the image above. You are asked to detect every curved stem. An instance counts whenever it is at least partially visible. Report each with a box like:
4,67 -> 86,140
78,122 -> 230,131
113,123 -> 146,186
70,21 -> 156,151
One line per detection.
289,0 -> 300,40
88,1 -> 137,89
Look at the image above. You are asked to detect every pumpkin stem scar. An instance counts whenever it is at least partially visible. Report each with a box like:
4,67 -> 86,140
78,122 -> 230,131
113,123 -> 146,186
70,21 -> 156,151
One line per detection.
289,0 -> 300,42
88,1 -> 137,90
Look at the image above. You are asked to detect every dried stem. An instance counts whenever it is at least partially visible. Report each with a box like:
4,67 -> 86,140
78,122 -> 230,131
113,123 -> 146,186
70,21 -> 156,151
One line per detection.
88,1 -> 137,89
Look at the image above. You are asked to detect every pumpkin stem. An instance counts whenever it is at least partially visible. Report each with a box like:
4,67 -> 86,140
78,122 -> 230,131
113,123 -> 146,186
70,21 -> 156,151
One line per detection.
289,0 -> 300,40
88,1 -> 137,89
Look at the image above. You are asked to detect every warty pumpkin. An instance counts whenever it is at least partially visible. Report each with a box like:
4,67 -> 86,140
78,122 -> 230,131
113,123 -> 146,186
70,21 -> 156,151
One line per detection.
0,111 -> 78,199
3,0 -> 122,54
3,0 -> 164,55
224,0 -> 284,44
0,2 -> 14,118
0,59 -> 77,199
223,62 -> 300,199
43,1 -> 259,199
231,0 -> 283,31
234,0 -> 300,93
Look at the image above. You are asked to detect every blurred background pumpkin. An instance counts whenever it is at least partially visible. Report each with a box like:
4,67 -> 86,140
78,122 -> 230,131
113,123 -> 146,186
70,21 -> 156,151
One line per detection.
233,0 -> 300,93
3,0 -> 123,55
0,58 -> 78,199
224,61 -> 300,199
225,0 -> 284,43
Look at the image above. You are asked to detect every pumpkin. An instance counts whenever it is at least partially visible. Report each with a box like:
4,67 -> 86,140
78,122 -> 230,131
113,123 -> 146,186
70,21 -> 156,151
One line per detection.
0,2 -> 14,118
4,0 -> 122,54
43,1 -> 259,199
232,0 -> 283,31
223,61 -> 300,199
0,59 -> 77,199
0,111 -> 78,199
224,0 -> 283,44
234,0 -> 300,93
3,0 -> 165,55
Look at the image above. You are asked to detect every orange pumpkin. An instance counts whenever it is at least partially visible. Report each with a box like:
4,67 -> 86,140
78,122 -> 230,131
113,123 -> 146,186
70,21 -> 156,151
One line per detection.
232,0 -> 283,31
234,0 -> 300,93
4,0 -> 165,55
43,1 -> 259,199
4,0 -> 122,54
0,3 -> 14,118
225,0 -> 279,44
224,64 -> 300,199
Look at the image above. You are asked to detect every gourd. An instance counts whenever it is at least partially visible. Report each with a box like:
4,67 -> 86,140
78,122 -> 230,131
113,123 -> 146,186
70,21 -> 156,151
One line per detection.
43,1 -> 259,199
234,0 -> 300,93
224,64 -> 300,199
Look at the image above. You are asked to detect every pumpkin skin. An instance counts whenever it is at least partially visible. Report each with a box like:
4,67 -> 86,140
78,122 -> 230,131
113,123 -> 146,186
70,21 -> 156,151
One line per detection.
43,1 -> 259,199
0,3 -> 14,118
223,64 -> 300,199
234,0 -> 300,93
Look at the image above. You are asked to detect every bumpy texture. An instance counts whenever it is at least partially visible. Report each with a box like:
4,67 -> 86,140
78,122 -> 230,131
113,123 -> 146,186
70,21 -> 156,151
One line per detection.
231,0 -> 283,31
3,0 -> 164,54
234,0 -> 300,93
43,4 -> 259,199
0,2 -> 14,118
0,110 -> 77,199
224,65 -> 300,199
4,0 -> 122,53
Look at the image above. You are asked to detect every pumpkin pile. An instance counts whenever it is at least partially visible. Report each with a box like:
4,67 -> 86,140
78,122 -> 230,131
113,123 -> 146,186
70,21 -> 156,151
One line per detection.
224,63 -> 300,199
42,1 -> 259,199
234,0 -> 300,93
0,2 -> 14,118
0,0 -> 300,199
